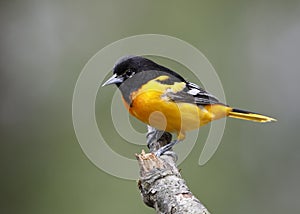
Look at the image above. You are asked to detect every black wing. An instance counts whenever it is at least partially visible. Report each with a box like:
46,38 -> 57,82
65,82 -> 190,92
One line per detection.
165,81 -> 220,105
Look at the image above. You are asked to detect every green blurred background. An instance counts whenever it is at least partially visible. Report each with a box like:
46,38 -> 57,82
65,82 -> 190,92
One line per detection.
1,0 -> 300,213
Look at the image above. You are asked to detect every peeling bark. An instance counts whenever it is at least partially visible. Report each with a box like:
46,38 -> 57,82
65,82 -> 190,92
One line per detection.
136,126 -> 211,214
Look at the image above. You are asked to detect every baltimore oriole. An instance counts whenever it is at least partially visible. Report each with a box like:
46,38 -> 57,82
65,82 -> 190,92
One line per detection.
102,56 -> 276,156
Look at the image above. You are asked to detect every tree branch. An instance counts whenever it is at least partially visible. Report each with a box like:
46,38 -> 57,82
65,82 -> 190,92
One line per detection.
136,126 -> 211,214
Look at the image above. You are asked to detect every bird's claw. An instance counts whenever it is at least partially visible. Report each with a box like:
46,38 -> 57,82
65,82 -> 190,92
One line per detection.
154,140 -> 179,157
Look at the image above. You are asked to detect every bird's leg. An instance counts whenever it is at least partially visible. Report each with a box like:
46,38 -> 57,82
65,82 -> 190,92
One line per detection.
154,139 -> 181,157
146,126 -> 165,150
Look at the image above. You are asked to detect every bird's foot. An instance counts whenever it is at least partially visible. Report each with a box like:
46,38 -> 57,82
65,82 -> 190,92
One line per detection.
154,140 -> 180,157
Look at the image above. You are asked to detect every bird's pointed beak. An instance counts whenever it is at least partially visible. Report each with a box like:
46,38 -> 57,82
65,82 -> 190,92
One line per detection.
102,74 -> 124,87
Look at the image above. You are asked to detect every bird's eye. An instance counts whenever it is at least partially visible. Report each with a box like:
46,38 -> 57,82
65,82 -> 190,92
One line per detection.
126,69 -> 134,78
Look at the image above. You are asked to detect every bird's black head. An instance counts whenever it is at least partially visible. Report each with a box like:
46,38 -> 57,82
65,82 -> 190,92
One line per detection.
102,55 -> 178,87
102,56 -> 153,87
113,55 -> 144,75
102,55 -> 186,88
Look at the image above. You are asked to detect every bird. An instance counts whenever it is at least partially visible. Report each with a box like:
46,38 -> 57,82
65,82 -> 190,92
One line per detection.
102,55 -> 276,156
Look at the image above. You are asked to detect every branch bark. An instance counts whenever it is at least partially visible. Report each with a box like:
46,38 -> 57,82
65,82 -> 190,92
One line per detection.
136,126 -> 211,214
